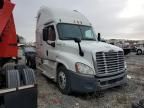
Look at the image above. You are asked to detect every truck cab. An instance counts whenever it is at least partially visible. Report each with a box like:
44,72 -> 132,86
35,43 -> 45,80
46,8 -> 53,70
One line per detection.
36,7 -> 127,94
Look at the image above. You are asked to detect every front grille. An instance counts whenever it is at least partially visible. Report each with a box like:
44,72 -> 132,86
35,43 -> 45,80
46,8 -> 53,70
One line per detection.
96,51 -> 125,74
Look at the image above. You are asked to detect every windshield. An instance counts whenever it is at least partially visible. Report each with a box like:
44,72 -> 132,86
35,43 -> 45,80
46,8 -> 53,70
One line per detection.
57,23 -> 96,40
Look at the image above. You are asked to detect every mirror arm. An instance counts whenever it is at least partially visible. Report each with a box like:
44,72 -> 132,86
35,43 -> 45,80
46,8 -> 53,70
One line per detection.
98,33 -> 101,41
78,43 -> 84,57
46,41 -> 55,47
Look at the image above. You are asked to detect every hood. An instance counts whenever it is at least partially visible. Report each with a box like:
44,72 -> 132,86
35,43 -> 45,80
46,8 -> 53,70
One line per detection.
58,40 -> 123,53
81,41 -> 123,53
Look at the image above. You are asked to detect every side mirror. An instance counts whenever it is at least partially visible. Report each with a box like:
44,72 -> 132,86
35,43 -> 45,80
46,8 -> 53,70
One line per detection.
0,0 -> 4,9
47,41 -> 55,47
50,42 -> 55,47
43,28 -> 48,41
98,33 -> 101,41
74,38 -> 81,43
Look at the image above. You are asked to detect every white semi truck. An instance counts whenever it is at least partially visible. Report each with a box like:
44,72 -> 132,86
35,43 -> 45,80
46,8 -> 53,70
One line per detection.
36,7 -> 127,94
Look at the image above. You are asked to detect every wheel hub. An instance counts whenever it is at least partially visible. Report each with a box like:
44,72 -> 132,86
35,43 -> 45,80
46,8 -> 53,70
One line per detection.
58,71 -> 66,90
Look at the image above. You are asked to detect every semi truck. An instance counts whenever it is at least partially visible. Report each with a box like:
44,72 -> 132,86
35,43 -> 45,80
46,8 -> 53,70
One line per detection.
0,0 -> 37,107
36,7 -> 127,94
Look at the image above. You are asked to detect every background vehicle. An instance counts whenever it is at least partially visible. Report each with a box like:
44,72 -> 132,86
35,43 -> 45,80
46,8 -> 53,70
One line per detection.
36,7 -> 127,94
24,47 -> 36,69
136,44 -> 144,55
0,0 -> 37,107
18,44 -> 25,62
109,41 -> 131,55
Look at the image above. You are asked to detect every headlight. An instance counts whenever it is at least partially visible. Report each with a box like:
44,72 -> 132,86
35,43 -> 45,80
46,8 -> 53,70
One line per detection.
75,63 -> 94,75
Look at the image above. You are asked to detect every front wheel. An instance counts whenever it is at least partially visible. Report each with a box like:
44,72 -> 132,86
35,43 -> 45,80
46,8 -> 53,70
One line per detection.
137,49 -> 142,55
57,66 -> 71,94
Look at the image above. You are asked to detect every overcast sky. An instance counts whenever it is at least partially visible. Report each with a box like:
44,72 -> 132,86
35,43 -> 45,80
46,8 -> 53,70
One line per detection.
12,0 -> 144,42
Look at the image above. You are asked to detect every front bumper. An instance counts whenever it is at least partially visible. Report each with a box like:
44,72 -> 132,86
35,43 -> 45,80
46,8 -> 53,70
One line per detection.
68,70 -> 127,93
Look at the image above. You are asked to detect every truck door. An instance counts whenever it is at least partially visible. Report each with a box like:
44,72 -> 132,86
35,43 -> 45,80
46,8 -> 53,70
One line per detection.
43,25 -> 56,61
42,25 -> 57,77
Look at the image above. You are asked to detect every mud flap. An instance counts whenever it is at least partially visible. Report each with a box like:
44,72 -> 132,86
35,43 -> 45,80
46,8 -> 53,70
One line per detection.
1,64 -> 37,108
0,85 -> 37,108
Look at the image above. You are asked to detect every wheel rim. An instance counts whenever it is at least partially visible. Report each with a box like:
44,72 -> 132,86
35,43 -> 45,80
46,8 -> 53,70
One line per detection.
138,50 -> 142,54
58,71 -> 66,90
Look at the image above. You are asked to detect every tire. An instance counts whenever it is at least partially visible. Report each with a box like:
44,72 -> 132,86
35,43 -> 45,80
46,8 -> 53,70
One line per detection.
57,66 -> 71,94
137,49 -> 142,55
3,63 -> 16,72
26,57 -> 36,69
16,64 -> 29,85
22,68 -> 36,85
6,70 -> 20,88
30,58 -> 36,69
16,64 -> 28,72
132,103 -> 144,108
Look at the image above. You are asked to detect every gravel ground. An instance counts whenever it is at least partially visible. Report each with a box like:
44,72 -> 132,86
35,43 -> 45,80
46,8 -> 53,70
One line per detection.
37,53 -> 144,108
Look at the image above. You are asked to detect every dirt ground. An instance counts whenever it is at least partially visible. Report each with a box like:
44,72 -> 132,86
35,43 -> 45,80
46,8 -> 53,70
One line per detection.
37,53 -> 144,108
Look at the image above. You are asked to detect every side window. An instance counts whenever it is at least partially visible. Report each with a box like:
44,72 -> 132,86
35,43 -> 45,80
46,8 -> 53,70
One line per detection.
48,26 -> 56,41
43,25 -> 56,41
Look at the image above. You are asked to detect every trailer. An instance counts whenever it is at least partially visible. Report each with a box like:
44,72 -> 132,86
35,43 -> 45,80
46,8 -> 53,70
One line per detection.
0,0 -> 37,107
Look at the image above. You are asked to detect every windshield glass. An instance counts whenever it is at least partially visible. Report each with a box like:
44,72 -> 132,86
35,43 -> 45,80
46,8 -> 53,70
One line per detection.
57,23 -> 96,40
